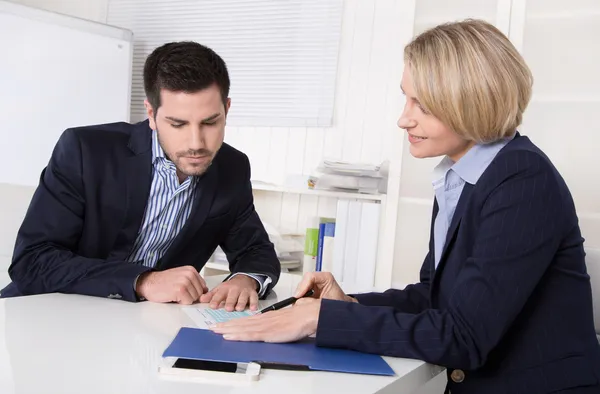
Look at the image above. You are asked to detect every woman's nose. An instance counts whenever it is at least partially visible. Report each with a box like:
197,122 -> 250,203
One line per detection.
397,114 -> 417,130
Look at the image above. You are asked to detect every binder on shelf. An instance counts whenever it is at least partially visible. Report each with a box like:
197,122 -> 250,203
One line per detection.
316,218 -> 335,271
320,222 -> 336,272
355,202 -> 380,289
303,217 -> 319,273
328,199 -> 380,288
332,200 -> 349,281
341,201 -> 362,285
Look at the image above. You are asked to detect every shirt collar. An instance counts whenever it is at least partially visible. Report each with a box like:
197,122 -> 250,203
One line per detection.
433,132 -> 515,186
151,130 -> 198,185
151,129 -> 166,164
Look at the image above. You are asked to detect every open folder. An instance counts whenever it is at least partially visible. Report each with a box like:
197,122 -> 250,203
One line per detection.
163,327 -> 395,376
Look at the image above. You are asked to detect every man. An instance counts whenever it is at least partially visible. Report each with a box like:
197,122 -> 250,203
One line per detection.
0,41 -> 280,311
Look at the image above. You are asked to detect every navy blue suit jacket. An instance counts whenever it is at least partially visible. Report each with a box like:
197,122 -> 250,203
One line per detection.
316,135 -> 600,393
1,121 -> 280,301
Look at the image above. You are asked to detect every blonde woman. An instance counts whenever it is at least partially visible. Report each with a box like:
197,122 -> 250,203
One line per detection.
212,20 -> 600,393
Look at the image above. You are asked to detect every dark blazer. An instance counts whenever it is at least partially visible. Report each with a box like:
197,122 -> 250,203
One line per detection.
0,121 -> 280,302
316,134 -> 600,393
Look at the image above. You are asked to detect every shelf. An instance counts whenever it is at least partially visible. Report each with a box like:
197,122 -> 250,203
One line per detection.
204,261 -> 303,276
251,181 -> 386,202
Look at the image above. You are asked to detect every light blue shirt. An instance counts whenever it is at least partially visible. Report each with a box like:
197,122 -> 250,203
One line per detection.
432,136 -> 514,267
128,130 -> 268,295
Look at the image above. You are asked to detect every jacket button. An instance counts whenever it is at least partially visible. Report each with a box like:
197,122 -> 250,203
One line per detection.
450,369 -> 465,383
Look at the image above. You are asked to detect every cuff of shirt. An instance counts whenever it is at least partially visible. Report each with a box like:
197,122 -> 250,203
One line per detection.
133,274 -> 146,301
228,273 -> 271,297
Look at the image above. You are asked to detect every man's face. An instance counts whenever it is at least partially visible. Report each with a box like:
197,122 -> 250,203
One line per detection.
145,83 -> 230,180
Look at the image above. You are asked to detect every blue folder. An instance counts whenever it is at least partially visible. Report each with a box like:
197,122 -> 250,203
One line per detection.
162,327 -> 395,376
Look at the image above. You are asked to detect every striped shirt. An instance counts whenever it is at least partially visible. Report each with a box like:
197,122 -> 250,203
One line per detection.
127,130 -> 198,267
128,130 -> 266,294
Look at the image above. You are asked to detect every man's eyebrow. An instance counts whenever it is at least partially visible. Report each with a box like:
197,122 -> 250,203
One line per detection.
164,114 -> 222,124
165,116 -> 187,124
201,113 -> 221,123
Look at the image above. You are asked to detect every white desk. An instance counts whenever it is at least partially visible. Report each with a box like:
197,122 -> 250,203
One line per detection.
0,274 -> 443,394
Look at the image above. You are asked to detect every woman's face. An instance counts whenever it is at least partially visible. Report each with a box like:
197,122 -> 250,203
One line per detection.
397,64 -> 473,162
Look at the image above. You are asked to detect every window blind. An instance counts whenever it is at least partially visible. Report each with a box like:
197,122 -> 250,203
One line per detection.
107,0 -> 343,127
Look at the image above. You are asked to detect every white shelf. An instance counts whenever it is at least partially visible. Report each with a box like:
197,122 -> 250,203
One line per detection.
251,181 -> 386,202
204,261 -> 303,277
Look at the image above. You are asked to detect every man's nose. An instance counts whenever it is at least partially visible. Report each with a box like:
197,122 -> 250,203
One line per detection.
188,127 -> 206,150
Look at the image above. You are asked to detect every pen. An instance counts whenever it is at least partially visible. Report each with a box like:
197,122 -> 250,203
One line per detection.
258,289 -> 315,314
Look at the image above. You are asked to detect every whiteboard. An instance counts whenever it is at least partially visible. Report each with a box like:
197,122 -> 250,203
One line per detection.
0,1 -> 133,186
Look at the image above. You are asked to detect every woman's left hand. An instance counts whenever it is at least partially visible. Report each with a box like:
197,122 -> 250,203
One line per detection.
210,298 -> 321,343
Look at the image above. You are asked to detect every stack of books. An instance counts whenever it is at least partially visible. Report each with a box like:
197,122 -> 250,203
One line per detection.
303,199 -> 380,290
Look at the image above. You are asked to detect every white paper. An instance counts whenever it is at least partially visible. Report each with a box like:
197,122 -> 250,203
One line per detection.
183,305 -> 260,329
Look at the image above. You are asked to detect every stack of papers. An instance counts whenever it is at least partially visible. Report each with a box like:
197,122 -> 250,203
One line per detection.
319,160 -> 382,177
309,159 -> 386,194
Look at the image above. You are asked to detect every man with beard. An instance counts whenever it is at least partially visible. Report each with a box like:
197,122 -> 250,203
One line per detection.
1,42 -> 280,310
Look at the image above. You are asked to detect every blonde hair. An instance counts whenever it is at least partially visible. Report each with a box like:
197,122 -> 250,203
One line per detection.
404,19 -> 533,143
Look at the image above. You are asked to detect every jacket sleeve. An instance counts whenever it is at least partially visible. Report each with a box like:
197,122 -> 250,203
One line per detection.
219,155 -> 280,297
9,129 -> 150,302
351,251 -> 432,314
316,151 -> 566,370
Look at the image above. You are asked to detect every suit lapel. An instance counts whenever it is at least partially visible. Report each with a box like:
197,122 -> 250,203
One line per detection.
109,123 -> 153,260
157,162 -> 219,268
429,199 -> 439,274
431,183 -> 474,283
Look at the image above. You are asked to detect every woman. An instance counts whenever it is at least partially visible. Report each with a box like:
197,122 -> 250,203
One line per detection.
212,19 -> 600,393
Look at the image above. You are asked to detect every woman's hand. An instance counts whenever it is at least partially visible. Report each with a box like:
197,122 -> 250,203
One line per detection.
210,272 -> 357,343
294,272 -> 357,303
210,298 -> 321,343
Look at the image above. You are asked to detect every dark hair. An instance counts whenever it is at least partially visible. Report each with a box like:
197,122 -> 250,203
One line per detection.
143,41 -> 230,113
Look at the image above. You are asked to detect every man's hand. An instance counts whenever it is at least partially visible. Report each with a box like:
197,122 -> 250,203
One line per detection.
200,275 -> 260,312
135,266 -> 208,305
294,272 -> 357,303
211,298 -> 321,342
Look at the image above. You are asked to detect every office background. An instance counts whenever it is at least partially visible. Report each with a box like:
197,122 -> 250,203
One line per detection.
0,0 -> 598,392
2,0 -> 598,290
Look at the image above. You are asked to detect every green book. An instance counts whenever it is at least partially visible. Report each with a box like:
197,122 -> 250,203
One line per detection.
304,219 -> 320,257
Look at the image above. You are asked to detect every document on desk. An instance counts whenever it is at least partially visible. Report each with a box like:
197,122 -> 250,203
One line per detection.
183,306 -> 258,329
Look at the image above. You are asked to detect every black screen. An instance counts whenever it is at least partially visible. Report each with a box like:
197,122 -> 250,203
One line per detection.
172,358 -> 238,373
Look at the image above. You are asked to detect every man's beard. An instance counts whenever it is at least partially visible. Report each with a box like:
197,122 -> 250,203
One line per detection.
157,130 -> 214,177
176,154 -> 213,176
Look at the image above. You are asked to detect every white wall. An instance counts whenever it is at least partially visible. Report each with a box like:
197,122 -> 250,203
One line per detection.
3,0 -> 440,390
6,2 -> 597,392
5,0 -> 421,287
10,0 -> 107,21
8,0 -> 597,299
393,0 -> 505,284
393,0 -> 600,285
226,0 -> 415,290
